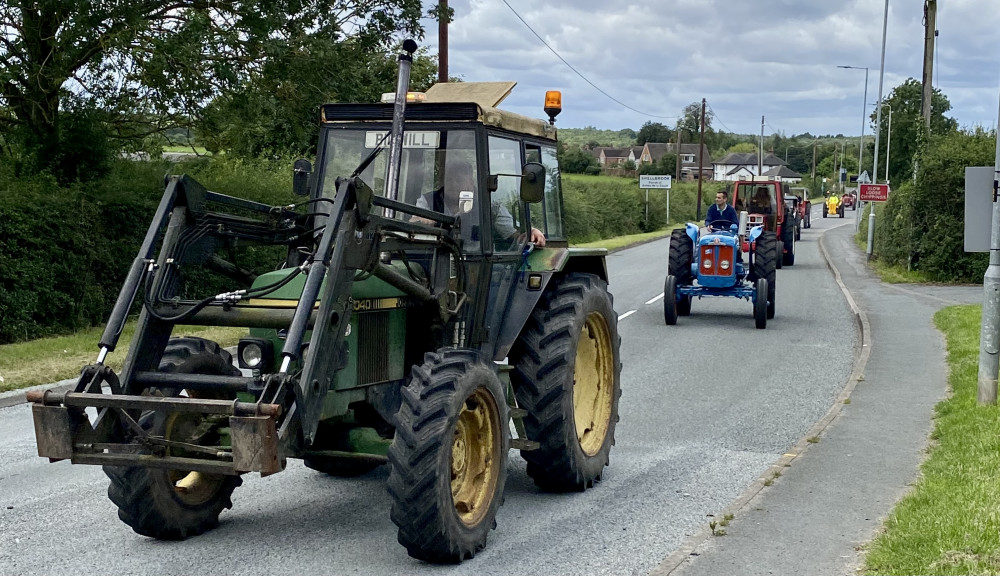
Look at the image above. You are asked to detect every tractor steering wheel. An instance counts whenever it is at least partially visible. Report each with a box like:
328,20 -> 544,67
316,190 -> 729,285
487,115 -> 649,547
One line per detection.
707,219 -> 736,232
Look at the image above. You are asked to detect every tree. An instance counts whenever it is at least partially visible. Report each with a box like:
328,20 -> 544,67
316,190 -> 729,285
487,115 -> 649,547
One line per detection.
638,153 -> 676,177
869,78 -> 957,184
678,102 -> 711,142
0,1 -> 423,179
636,121 -> 672,145
199,43 -> 438,158
726,142 -> 757,154
558,142 -> 599,174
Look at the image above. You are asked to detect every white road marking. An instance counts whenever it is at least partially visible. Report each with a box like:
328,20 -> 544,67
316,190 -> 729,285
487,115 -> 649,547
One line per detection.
618,310 -> 637,321
645,293 -> 665,305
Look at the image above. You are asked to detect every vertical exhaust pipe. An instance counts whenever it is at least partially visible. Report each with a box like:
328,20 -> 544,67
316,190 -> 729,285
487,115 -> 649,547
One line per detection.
383,40 -> 419,219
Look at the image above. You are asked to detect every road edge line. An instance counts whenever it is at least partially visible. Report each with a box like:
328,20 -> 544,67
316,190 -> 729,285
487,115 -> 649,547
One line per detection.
648,222 -> 872,576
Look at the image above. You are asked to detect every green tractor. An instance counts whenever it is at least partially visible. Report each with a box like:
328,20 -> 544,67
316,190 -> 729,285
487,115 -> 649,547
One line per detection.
27,41 -> 621,563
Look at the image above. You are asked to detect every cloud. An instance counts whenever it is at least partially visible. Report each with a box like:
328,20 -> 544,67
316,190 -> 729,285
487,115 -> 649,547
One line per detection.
417,0 -> 1000,135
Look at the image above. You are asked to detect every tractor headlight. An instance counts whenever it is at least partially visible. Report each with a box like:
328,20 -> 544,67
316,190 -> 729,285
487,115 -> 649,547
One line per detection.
238,338 -> 273,371
720,260 -> 731,270
703,259 -> 713,269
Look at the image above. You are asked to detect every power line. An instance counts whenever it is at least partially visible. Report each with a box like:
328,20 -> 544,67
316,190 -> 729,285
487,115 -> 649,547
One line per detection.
499,0 -> 676,120
705,102 -> 735,133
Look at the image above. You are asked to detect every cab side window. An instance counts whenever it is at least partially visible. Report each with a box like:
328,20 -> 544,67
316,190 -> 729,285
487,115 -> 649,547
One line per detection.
488,136 -> 525,252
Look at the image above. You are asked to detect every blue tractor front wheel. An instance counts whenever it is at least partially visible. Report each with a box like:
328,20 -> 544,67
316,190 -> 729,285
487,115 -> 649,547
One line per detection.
663,275 -> 678,325
754,278 -> 768,329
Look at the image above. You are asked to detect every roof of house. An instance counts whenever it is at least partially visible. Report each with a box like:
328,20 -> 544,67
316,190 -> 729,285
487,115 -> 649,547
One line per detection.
762,165 -> 804,179
726,165 -> 757,176
713,152 -> 786,167
599,147 -> 628,159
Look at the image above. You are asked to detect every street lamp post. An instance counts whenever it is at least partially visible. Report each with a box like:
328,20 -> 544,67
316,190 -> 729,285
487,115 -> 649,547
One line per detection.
839,65 -> 869,231
866,0 -> 890,261
882,103 -> 893,183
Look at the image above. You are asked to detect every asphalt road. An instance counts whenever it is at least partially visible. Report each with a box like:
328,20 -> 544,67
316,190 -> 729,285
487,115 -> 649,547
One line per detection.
0,212 -> 858,576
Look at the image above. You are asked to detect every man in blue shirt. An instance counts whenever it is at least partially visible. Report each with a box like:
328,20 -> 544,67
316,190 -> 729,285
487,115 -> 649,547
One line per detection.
705,190 -> 739,231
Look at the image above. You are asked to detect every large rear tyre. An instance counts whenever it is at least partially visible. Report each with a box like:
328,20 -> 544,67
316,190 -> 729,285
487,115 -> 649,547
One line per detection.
782,230 -> 796,267
754,278 -> 768,329
388,349 -> 509,563
511,273 -> 622,493
104,337 -> 242,540
668,229 -> 693,285
663,275 -> 678,325
754,232 -> 777,319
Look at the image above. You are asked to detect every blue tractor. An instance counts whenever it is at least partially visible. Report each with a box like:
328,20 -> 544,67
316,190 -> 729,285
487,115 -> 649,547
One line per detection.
664,215 -> 778,329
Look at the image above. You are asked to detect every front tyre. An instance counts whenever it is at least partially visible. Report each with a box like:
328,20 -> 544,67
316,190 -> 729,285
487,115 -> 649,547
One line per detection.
104,337 -> 242,540
388,349 -> 509,563
754,278 -> 768,329
663,275 -> 678,325
511,273 -> 622,492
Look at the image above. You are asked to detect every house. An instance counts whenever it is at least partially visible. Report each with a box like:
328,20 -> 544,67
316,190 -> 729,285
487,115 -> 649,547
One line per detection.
712,153 -> 788,181
761,165 -> 803,183
639,142 -> 713,181
594,147 -> 628,167
627,146 -> 645,165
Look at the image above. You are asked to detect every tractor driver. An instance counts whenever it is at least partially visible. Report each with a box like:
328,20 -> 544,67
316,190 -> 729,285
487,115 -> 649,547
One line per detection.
749,186 -> 772,214
413,159 -> 546,247
704,189 -> 739,232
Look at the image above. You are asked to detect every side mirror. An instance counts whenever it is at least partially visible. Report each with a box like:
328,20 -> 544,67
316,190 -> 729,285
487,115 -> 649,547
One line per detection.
293,159 -> 311,196
520,162 -> 546,203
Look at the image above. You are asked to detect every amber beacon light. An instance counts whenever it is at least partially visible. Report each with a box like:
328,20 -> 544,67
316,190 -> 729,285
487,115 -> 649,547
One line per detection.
544,91 -> 562,125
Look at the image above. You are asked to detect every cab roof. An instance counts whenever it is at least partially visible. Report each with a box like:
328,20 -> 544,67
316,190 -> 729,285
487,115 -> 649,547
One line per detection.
321,82 -> 557,141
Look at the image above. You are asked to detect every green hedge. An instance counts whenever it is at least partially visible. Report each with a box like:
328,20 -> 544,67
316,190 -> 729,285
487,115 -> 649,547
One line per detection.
867,128 -> 993,282
0,162 -> 715,344
562,174 -> 723,243
0,158 -> 295,344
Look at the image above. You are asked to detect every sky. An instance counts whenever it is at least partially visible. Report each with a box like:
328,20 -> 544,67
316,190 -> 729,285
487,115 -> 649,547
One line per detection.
415,0 -> 1000,138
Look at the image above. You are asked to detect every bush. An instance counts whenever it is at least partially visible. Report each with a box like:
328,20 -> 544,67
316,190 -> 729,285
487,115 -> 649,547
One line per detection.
561,174 -> 722,243
869,127 -> 993,281
0,157 -> 300,344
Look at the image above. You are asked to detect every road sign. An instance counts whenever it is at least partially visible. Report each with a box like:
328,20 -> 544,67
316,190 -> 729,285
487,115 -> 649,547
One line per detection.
858,183 -> 889,202
857,170 -> 871,184
639,175 -> 672,189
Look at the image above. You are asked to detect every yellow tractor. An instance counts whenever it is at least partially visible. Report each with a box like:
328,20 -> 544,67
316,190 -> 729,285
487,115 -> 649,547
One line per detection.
823,194 -> 844,218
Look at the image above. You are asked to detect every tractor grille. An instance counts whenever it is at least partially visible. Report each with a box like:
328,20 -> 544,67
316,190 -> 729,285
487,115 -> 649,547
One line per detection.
358,312 -> 391,385
701,245 -> 735,276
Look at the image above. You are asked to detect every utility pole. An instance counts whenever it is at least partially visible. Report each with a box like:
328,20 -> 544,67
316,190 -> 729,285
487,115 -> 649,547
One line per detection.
758,116 -> 764,175
811,141 -> 817,180
696,98 -> 706,221
921,0 -> 937,131
977,86 -> 1000,405
675,121 -> 682,183
437,0 -> 450,83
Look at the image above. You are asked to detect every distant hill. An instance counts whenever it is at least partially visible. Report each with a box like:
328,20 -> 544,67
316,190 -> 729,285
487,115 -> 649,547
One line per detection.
558,127 -> 637,150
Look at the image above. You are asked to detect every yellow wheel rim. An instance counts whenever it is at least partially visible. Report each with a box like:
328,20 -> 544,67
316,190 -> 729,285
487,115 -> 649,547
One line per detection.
573,312 -> 615,456
451,386 -> 501,526
164,411 -> 226,506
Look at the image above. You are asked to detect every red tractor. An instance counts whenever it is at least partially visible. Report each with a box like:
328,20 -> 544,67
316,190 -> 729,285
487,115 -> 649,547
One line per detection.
730,180 -> 796,267
841,188 -> 857,210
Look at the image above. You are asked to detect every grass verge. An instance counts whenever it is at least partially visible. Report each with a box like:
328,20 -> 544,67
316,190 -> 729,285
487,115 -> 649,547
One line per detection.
0,322 -> 246,393
862,305 -> 1000,575
572,226 -> 679,251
